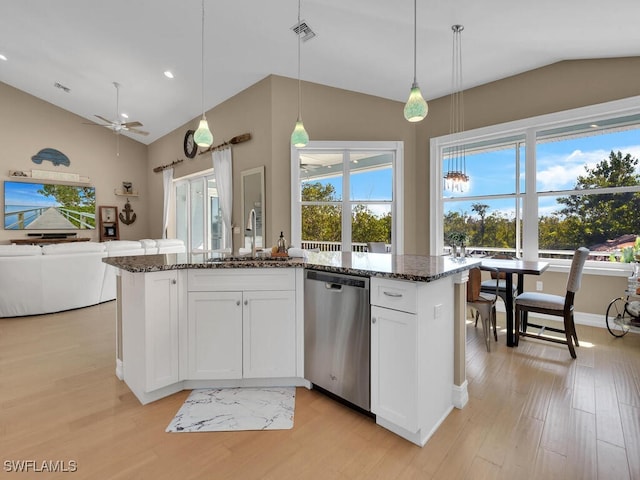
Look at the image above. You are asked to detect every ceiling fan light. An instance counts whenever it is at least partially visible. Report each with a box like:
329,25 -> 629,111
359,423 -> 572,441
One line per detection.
194,118 -> 213,147
404,83 -> 428,122
291,120 -> 309,148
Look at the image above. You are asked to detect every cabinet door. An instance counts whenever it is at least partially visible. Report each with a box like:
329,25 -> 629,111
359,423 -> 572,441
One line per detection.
243,290 -> 296,378
187,291 -> 243,379
144,271 -> 179,391
371,305 -> 418,432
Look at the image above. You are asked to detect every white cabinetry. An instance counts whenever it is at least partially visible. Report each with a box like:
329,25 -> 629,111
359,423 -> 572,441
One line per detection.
371,305 -> 418,431
121,269 -> 182,404
243,290 -> 296,378
188,291 -> 243,379
187,269 -> 298,380
370,276 -> 455,446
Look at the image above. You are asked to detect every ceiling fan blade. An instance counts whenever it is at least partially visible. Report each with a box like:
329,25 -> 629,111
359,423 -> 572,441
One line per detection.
128,127 -> 149,136
94,115 -> 114,125
123,121 -> 143,128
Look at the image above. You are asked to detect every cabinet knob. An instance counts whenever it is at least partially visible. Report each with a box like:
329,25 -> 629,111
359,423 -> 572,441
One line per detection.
236,300 -> 241,306
244,300 -> 248,306
171,279 -> 177,285
372,317 -> 376,324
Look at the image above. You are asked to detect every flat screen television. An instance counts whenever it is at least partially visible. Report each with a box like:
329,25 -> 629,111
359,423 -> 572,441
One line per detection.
4,181 -> 96,230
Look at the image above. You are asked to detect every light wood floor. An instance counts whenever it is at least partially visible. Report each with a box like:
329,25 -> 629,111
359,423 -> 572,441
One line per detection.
1,302 -> 639,480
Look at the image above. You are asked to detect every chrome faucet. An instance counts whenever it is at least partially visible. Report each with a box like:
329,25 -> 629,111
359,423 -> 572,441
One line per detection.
245,208 -> 257,256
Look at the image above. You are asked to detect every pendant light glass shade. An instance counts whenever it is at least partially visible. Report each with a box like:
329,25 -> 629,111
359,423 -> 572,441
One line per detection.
195,0 -> 213,148
404,0 -> 427,122
291,0 -> 309,148
404,82 -> 428,122
194,117 -> 213,147
291,119 -> 309,148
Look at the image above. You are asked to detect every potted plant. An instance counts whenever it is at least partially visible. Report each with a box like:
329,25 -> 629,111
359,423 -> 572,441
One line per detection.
458,232 -> 471,257
447,231 -> 470,257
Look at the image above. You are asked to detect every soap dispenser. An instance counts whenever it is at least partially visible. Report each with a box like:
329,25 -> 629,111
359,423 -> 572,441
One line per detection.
277,231 -> 287,254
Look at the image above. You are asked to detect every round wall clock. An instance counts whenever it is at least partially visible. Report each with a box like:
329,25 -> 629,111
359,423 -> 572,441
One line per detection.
183,129 -> 197,158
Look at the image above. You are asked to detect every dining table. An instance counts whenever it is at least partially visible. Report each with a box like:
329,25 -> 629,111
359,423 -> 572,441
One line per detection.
480,258 -> 550,347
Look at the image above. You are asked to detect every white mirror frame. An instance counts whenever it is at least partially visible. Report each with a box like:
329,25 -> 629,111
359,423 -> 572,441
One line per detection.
241,166 -> 265,249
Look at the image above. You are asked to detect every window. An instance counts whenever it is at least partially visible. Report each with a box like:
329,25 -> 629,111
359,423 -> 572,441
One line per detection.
175,171 -> 226,252
291,141 -> 403,254
431,96 -> 640,267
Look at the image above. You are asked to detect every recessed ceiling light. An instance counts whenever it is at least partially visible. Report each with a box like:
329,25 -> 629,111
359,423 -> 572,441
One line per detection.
121,113 -> 129,119
164,70 -> 174,79
0,54 -> 7,61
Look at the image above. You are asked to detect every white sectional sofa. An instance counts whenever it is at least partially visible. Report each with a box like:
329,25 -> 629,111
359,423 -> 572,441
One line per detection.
0,239 -> 185,318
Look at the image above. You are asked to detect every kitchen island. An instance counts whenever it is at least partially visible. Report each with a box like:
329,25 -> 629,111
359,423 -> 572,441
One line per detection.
104,251 -> 479,446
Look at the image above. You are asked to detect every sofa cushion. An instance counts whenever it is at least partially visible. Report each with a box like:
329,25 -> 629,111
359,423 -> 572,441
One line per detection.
0,245 -> 43,256
103,240 -> 143,252
42,242 -> 106,255
139,239 -> 158,254
155,238 -> 186,254
155,239 -> 184,247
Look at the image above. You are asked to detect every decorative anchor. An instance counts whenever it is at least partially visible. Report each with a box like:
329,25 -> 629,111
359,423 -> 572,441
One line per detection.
119,199 -> 137,225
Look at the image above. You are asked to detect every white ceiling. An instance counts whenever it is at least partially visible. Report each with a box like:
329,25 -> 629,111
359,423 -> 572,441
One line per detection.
1,0 -> 639,145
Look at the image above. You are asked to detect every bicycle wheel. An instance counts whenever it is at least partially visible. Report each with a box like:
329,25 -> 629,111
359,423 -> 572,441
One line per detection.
606,297 -> 631,337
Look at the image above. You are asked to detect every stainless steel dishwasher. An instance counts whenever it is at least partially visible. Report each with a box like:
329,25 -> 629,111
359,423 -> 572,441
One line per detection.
304,269 -> 370,411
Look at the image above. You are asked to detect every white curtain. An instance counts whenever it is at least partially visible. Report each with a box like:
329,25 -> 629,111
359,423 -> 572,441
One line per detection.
162,167 -> 174,239
213,148 -> 233,250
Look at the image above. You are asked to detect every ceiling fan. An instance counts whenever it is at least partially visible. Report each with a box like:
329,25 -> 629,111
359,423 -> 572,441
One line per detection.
86,82 -> 148,154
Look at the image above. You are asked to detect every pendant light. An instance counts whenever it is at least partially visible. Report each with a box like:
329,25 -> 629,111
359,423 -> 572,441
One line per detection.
194,0 -> 213,148
444,24 -> 469,192
291,0 -> 309,148
403,0 -> 428,122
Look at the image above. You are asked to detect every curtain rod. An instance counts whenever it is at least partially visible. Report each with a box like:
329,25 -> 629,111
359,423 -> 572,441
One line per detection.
153,158 -> 184,173
197,132 -> 252,155
153,133 -> 252,172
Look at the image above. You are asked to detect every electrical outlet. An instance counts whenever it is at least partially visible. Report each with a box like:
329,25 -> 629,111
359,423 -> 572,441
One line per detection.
536,281 -> 543,291
434,304 -> 443,319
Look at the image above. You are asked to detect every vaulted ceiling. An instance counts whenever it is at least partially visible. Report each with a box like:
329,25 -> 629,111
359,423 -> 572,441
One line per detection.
1,0 -> 639,144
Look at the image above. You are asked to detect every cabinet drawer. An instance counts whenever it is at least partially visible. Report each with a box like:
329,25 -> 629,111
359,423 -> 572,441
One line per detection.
188,268 -> 295,292
370,277 -> 417,314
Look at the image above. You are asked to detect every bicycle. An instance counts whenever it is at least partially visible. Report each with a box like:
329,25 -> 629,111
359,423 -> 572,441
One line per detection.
605,290 -> 640,337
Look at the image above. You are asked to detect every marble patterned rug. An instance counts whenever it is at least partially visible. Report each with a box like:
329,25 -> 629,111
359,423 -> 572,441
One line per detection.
166,387 -> 295,432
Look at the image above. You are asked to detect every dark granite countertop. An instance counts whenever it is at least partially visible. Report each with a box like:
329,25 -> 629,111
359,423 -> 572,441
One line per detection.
103,251 -> 480,282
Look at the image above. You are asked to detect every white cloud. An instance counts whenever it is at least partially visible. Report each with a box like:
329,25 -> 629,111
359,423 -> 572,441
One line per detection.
537,144 -> 640,191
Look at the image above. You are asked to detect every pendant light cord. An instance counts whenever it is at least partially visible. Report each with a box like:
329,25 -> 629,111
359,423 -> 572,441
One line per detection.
201,0 -> 205,117
412,0 -> 417,84
297,0 -> 302,121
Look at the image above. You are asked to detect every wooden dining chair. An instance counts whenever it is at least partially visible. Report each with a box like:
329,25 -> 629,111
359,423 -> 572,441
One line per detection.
467,267 -> 500,352
480,253 -> 518,314
514,247 -> 589,358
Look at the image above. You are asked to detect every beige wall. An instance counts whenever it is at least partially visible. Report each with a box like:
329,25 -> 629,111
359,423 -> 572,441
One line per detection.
146,75 -> 415,251
0,81 -> 149,243
146,77 -> 274,249
5,57 -> 640,315
416,57 -> 640,315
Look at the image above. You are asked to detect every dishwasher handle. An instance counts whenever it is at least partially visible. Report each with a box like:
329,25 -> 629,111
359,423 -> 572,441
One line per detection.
325,282 -> 343,291
305,269 -> 368,289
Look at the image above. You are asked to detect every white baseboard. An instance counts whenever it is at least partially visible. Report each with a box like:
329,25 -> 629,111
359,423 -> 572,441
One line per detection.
452,381 -> 468,409
115,359 -> 123,380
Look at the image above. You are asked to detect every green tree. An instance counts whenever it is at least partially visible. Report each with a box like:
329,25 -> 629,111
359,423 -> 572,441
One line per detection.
553,150 -> 640,247
352,205 -> 391,243
37,184 -> 95,207
301,182 -> 341,242
471,203 -> 489,245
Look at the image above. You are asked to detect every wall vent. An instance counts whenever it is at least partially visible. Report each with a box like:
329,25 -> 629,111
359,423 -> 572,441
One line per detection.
291,20 -> 316,42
